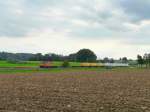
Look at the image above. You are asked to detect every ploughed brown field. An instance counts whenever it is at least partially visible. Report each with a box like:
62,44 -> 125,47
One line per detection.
0,69 -> 150,112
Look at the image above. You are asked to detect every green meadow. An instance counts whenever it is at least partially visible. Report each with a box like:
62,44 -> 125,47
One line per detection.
0,60 -> 81,68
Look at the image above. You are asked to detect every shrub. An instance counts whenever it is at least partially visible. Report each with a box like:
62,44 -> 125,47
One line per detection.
62,61 -> 70,68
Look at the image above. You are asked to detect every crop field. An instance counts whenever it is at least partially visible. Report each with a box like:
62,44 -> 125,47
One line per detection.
0,68 -> 150,112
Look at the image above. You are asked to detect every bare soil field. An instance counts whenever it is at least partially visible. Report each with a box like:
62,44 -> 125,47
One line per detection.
0,69 -> 150,112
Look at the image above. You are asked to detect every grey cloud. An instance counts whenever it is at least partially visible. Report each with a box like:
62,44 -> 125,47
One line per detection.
0,0 -> 80,37
117,0 -> 150,22
0,0 -> 150,42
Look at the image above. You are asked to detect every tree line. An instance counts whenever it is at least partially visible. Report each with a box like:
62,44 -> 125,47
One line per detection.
0,49 -> 133,64
0,49 -> 97,62
137,54 -> 150,67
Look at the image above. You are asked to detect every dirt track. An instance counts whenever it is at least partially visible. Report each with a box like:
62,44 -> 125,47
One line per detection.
0,70 -> 150,112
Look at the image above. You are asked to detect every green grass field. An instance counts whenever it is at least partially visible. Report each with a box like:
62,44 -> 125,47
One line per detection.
0,61 -> 84,73
0,61 -> 81,68
0,67 -> 108,74
0,60 -> 140,74
0,61 -> 39,67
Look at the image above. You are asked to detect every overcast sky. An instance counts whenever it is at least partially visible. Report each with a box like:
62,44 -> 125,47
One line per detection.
0,0 -> 150,59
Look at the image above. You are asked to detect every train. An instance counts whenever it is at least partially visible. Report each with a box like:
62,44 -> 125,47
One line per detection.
79,63 -> 129,67
40,61 -> 129,68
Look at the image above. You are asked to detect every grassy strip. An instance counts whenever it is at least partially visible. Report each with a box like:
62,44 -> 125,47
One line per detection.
0,67 -> 108,74
0,61 -> 81,67
0,61 -> 40,67
0,66 -> 146,74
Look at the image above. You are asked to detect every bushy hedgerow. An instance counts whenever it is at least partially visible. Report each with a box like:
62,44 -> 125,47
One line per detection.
62,61 -> 70,68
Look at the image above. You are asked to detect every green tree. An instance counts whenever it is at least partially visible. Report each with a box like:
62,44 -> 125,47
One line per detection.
62,61 -> 70,68
109,58 -> 114,63
68,53 -> 77,62
137,55 -> 144,67
122,57 -> 128,63
143,53 -> 150,68
103,57 -> 109,63
76,49 -> 97,62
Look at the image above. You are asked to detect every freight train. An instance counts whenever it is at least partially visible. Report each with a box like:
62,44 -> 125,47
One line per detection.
40,61 -> 129,68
